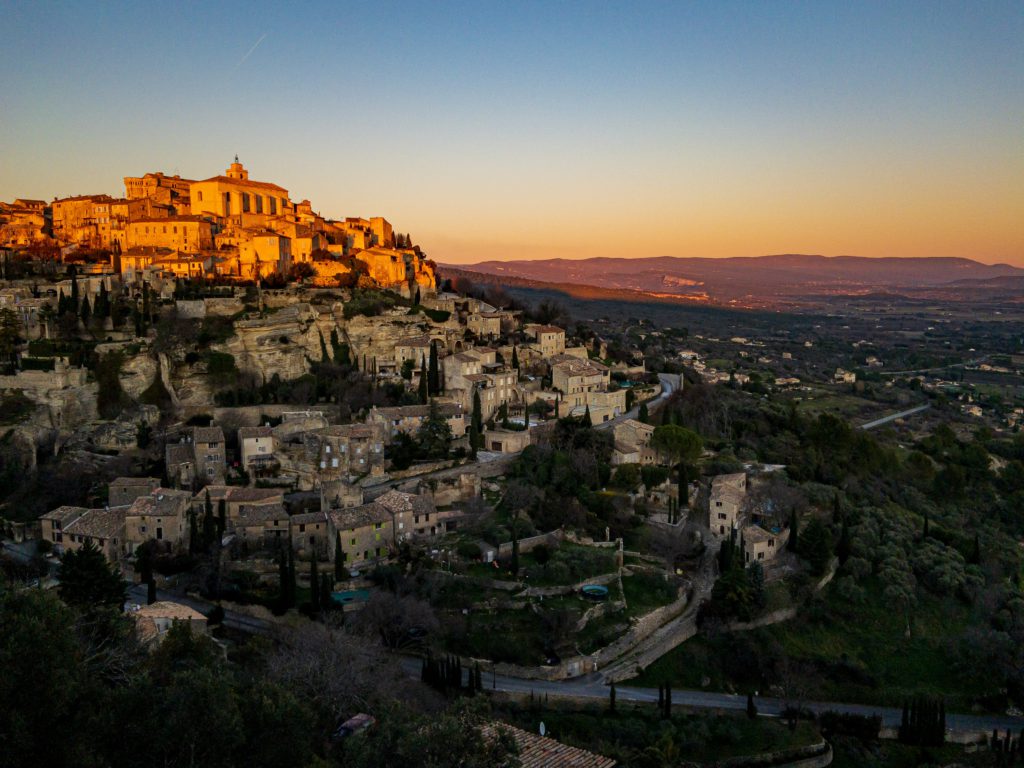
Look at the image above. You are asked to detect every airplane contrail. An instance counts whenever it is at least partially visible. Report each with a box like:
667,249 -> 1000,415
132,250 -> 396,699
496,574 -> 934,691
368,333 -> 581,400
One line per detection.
236,33 -> 267,68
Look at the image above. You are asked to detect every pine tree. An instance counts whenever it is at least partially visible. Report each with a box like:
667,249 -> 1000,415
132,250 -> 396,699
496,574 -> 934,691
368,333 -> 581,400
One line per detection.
335,532 -> 345,581
428,340 -> 440,395
418,354 -> 428,403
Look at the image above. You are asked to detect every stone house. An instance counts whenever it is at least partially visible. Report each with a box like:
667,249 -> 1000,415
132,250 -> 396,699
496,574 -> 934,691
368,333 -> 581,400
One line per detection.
328,502 -> 393,566
165,426 -> 226,487
367,403 -> 465,441
741,524 -> 786,565
108,477 -> 161,507
133,602 -> 208,646
483,427 -> 531,453
305,423 -> 387,476
123,488 -> 192,555
238,425 -> 277,472
40,505 -> 127,562
709,472 -> 747,536
524,324 -> 566,358
611,419 -> 656,466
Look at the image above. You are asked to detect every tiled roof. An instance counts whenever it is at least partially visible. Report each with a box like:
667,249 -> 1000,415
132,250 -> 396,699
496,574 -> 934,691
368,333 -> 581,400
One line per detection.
328,502 -> 391,531
289,510 -> 328,525
372,403 -> 462,419
192,426 -> 225,443
134,601 -> 206,621
529,325 -> 565,335
194,175 -> 288,193
40,505 -> 89,523
376,490 -> 436,517
483,723 -> 616,768
64,506 -> 129,539
238,426 -> 274,439
165,443 -> 194,465
742,525 -> 773,544
111,476 -> 161,488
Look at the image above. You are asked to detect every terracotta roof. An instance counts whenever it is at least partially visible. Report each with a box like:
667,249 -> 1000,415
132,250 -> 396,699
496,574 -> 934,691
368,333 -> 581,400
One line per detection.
237,503 -> 286,524
192,426 -> 225,443
111,476 -> 161,488
129,215 -> 212,224
40,505 -> 89,523
228,487 -> 284,504
742,525 -> 774,544
194,175 -> 288,193
376,490 -> 436,517
328,502 -> 391,531
551,356 -> 608,376
289,510 -> 328,525
372,404 -> 462,419
165,443 -> 194,465
321,424 -> 380,439
64,506 -> 129,540
529,325 -> 566,335
134,601 -> 206,622
483,723 -> 616,768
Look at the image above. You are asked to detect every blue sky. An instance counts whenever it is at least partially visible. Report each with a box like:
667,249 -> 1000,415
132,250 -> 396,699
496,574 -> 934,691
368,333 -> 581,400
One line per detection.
1,1 -> 1021,264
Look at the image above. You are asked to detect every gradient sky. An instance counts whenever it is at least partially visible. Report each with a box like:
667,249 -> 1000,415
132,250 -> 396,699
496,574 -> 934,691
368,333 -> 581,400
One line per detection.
1,1 -> 1022,265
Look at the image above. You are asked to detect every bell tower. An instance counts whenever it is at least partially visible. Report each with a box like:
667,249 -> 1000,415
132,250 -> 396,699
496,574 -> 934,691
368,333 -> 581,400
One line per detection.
226,155 -> 249,181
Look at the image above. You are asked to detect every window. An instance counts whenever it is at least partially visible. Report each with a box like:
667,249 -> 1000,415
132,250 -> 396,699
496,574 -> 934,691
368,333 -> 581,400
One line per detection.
156,527 -> 163,540
270,197 -> 277,215
140,525 -> 147,533
350,537 -> 356,546
197,191 -> 203,202
299,524 -> 306,532
374,523 -> 383,530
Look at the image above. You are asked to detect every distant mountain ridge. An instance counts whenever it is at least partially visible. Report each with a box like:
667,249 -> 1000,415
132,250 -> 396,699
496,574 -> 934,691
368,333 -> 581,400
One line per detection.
440,254 -> 1022,306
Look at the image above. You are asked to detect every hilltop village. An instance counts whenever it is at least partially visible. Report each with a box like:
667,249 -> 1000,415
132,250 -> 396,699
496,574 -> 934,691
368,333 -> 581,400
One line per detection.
3,163 -> 1024,767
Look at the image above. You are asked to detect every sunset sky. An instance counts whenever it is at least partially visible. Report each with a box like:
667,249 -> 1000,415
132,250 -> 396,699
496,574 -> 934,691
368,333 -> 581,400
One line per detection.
1,1 -> 1022,265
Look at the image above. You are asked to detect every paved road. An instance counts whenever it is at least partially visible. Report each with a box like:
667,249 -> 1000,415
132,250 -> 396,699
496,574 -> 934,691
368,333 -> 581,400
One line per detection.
126,584 -> 273,635
595,372 -> 676,432
400,658 -> 1024,736
859,403 -> 931,431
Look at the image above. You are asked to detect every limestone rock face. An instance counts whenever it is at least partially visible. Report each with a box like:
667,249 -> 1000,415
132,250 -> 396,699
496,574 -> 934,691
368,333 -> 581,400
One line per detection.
221,303 -> 323,382
119,351 -> 159,400
342,313 -> 434,363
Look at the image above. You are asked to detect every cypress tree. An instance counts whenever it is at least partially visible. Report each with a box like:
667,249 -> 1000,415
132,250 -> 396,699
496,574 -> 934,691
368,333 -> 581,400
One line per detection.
310,557 -> 320,610
286,545 -> 296,608
664,684 -> 672,719
679,463 -> 689,506
428,340 -> 440,395
334,532 -> 344,581
658,684 -> 664,711
320,574 -> 332,611
79,293 -> 91,326
187,506 -> 198,555
788,509 -> 800,551
418,354 -> 428,403
216,498 -> 226,541
147,576 -> 157,605
319,330 -> 329,362
471,389 -> 483,455
747,693 -> 757,719
202,491 -> 215,550
639,402 -> 649,423
70,269 -> 79,308
278,549 -> 289,609
511,346 -> 519,370
581,404 -> 592,428
609,682 -> 616,713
